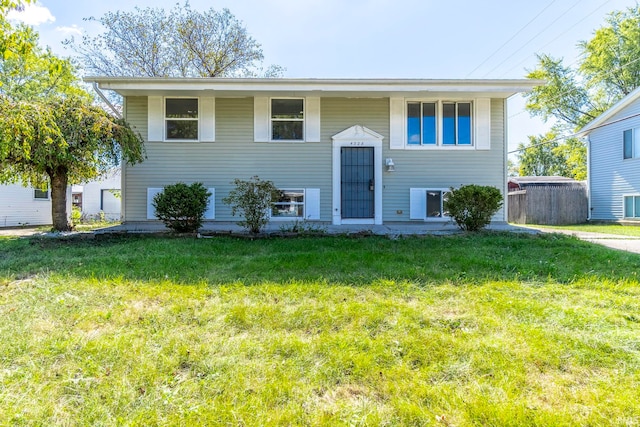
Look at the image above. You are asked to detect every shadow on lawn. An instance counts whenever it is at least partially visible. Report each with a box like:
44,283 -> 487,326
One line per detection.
1,232 -> 639,286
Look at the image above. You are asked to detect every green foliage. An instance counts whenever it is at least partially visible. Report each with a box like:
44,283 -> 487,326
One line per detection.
444,184 -> 503,232
1,234 -> 640,425
525,6 -> 640,131
222,176 -> 280,234
517,130 -> 587,180
66,2 -> 284,78
0,96 -> 145,230
152,182 -> 211,233
70,206 -> 82,227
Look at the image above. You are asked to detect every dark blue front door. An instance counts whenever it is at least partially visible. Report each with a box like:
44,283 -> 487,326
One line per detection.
341,147 -> 374,219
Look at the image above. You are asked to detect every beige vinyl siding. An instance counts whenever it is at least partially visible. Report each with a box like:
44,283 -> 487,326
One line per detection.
123,97 -> 332,221
380,98 -> 505,222
123,96 -> 506,223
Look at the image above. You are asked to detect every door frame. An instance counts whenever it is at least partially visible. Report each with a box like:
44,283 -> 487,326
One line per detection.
331,125 -> 383,225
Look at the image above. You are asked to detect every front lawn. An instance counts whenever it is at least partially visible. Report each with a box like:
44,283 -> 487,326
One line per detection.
1,233 -> 639,426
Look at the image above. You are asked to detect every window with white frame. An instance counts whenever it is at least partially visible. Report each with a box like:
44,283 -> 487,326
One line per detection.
426,190 -> 449,218
624,195 -> 640,218
623,129 -> 640,159
406,101 -> 472,146
165,98 -> 198,140
271,189 -> 305,219
271,99 -> 304,141
34,188 -> 49,200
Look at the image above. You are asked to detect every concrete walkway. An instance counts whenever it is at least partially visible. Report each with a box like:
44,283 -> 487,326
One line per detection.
521,226 -> 640,254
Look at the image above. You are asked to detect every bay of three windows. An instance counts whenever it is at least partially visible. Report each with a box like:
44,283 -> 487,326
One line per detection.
407,101 -> 472,146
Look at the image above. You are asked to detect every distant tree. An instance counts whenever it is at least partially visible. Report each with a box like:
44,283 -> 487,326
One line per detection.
0,1 -> 34,59
0,96 -> 145,231
66,2 -> 284,78
516,130 -> 586,180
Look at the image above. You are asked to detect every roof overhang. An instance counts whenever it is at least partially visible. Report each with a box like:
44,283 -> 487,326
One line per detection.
578,86 -> 640,136
84,77 -> 544,99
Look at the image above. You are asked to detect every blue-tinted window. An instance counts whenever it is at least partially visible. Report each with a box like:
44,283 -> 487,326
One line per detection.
625,196 -> 635,217
422,103 -> 437,145
458,103 -> 472,145
624,129 -> 633,159
407,102 -> 421,145
442,103 -> 456,145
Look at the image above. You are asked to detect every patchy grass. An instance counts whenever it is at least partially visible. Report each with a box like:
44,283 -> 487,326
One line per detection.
1,233 -> 639,426
533,223 -> 640,237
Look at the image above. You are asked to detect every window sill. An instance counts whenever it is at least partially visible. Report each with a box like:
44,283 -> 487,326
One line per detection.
404,145 -> 476,150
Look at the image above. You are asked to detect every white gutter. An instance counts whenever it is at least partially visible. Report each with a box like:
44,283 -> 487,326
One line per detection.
92,82 -> 122,119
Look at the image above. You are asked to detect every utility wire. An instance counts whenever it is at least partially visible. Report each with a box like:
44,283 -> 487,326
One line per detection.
508,111 -> 640,154
465,0 -> 557,78
482,0 -> 584,78
498,0 -> 610,79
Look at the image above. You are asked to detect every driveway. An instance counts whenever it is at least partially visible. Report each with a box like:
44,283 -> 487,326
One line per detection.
522,226 -> 640,255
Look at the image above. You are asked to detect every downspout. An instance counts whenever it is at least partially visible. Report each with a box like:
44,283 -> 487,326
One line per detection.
586,135 -> 592,221
92,82 -> 122,119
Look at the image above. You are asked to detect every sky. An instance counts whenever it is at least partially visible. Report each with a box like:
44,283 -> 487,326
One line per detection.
8,0 -> 640,157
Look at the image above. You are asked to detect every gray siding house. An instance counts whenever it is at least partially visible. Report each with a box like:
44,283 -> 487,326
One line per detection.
579,87 -> 640,222
84,78 -> 540,227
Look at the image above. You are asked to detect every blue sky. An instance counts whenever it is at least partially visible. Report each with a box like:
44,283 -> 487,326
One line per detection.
8,0 -> 640,155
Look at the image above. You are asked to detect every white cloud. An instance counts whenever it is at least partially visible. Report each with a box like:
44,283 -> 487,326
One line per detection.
7,3 -> 55,26
55,25 -> 83,37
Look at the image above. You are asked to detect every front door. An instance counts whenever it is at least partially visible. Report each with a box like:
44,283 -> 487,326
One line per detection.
341,147 -> 375,219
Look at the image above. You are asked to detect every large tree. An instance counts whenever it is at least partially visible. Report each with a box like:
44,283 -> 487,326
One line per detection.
520,6 -> 640,176
0,96 -> 144,230
517,130 -> 586,180
0,5 -> 145,231
66,2 -> 283,78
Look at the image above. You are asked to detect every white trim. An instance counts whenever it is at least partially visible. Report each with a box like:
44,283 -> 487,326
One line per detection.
164,97 -> 200,142
475,98 -> 491,150
306,97 -> 321,142
146,187 -> 163,219
148,96 -> 163,141
200,97 -> 215,142
389,97 -> 405,150
204,188 -> 215,220
331,125 -> 383,225
270,97 -> 305,142
254,96 -> 270,142
409,187 -> 450,221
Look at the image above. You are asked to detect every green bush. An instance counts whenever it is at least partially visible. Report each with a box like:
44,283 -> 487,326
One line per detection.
222,176 -> 280,234
444,184 -> 503,232
153,182 -> 211,233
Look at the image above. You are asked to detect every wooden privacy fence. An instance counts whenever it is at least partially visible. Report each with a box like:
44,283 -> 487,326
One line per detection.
508,185 -> 588,225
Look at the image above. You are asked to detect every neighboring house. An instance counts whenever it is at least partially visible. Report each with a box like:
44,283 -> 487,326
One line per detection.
579,87 -> 640,222
80,169 -> 122,221
84,77 -> 541,227
0,184 -> 71,227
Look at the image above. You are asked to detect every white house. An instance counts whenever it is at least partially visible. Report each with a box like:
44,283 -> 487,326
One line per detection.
579,87 -> 640,221
84,77 -> 543,227
0,184 -> 71,227
80,169 -> 122,221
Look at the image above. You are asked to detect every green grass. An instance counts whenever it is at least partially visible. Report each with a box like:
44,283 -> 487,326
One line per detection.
532,223 -> 640,237
1,233 -> 639,426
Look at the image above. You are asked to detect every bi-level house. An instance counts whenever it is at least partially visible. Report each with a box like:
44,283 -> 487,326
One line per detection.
84,78 -> 541,227
579,86 -> 640,222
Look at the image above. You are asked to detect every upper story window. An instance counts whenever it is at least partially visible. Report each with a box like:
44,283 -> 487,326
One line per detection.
166,98 -> 198,141
623,129 -> 640,159
34,188 -> 49,200
407,101 -> 472,146
271,99 -> 304,141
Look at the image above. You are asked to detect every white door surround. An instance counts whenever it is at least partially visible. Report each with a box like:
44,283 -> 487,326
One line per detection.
331,125 -> 383,225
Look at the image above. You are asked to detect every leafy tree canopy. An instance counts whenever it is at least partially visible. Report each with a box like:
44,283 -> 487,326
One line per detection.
66,2 -> 284,78
525,6 -> 640,130
0,96 -> 145,230
517,130 -> 586,180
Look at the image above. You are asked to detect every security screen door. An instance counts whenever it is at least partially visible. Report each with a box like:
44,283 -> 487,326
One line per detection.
340,147 -> 375,219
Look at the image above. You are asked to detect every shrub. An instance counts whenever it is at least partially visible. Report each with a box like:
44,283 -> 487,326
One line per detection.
222,176 -> 280,234
444,184 -> 503,232
70,206 -> 82,227
153,182 -> 211,233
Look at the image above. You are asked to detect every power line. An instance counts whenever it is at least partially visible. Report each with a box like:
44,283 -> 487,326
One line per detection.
465,0 -> 557,78
508,111 -> 640,154
482,0 -> 584,78
498,0 -> 610,79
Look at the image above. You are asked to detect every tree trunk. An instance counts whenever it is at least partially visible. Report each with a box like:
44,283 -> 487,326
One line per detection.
49,169 -> 70,231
